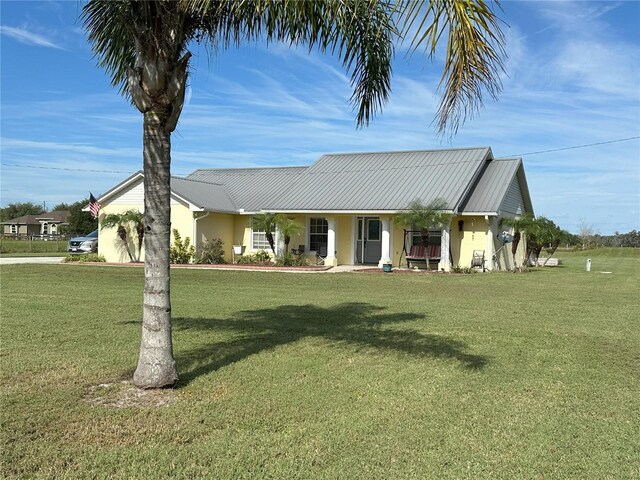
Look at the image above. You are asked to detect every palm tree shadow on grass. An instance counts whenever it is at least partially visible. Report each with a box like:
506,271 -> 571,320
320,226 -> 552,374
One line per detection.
173,303 -> 487,386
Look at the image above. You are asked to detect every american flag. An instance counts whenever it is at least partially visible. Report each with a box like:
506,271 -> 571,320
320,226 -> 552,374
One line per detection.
89,193 -> 101,219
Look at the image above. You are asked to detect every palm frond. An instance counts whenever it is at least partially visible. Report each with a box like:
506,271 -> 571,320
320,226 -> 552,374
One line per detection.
398,0 -> 506,135
184,0 -> 394,127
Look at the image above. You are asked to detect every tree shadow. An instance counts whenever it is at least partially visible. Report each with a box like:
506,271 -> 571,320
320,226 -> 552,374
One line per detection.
173,302 -> 487,386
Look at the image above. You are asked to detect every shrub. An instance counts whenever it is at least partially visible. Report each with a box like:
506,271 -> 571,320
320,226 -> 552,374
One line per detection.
170,229 -> 194,264
275,252 -> 310,267
451,264 -> 476,274
254,250 -> 271,263
64,253 -> 106,263
236,250 -> 272,265
194,238 -> 226,264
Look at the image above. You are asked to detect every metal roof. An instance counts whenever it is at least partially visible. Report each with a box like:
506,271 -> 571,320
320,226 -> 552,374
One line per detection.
99,148 -> 534,216
264,148 -> 492,212
170,177 -> 237,213
187,167 -> 308,212
460,158 -> 534,215
461,158 -> 520,214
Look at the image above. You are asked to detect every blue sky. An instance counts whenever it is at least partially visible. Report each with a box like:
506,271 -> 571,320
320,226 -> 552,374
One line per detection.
1,1 -> 639,235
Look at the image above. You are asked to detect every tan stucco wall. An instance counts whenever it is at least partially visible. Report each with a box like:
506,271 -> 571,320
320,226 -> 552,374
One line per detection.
194,212 -> 236,262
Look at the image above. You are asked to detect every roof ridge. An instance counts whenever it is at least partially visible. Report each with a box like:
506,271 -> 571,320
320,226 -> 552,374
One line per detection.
190,165 -> 308,173
320,146 -> 491,157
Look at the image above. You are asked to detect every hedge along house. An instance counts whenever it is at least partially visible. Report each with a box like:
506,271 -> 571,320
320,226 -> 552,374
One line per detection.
95,147 -> 534,271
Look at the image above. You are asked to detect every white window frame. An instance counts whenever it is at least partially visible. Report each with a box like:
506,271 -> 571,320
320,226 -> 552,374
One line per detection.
308,217 -> 328,252
250,221 -> 277,251
10,224 -> 17,234
411,227 -> 442,246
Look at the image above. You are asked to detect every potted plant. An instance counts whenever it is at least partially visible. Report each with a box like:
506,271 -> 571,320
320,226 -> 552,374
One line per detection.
381,258 -> 392,273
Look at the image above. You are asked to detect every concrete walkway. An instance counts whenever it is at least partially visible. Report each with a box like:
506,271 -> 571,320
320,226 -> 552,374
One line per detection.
0,256 -> 65,265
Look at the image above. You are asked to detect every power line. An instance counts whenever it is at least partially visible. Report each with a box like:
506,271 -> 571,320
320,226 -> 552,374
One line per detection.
0,162 -> 134,174
498,136 -> 640,158
2,135 -> 639,175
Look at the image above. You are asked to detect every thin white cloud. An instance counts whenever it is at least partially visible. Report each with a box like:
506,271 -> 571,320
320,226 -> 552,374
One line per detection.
0,138 -> 139,158
0,25 -> 63,49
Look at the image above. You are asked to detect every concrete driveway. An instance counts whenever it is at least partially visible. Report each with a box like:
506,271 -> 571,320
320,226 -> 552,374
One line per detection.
0,257 -> 65,265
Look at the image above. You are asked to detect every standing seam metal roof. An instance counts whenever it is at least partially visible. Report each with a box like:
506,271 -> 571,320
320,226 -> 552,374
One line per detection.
264,148 -> 492,211
173,147 -> 530,215
187,167 -> 308,212
459,158 -> 522,213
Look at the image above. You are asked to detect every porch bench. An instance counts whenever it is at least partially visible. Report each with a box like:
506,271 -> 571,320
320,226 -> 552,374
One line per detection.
406,245 -> 441,269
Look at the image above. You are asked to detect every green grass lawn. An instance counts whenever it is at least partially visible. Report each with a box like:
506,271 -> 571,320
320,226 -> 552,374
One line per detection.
1,249 -> 639,478
0,238 -> 69,255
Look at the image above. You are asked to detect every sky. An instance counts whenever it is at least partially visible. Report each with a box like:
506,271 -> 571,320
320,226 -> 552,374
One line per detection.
1,1 -> 639,235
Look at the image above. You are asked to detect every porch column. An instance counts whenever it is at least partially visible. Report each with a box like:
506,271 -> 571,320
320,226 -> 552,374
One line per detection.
378,217 -> 391,268
325,218 -> 337,266
438,223 -> 451,272
276,226 -> 285,255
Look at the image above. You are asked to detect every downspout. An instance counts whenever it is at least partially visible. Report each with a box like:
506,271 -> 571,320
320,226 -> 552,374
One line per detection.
193,212 -> 211,254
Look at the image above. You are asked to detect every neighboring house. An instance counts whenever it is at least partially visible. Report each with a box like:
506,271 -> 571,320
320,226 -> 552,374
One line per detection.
96,147 -> 534,270
1,210 -> 69,238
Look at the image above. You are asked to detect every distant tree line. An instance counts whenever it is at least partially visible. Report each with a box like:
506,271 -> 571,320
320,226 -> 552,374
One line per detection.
589,230 -> 640,248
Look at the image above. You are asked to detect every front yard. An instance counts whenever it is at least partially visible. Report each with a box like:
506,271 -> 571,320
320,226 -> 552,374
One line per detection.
1,249 -> 638,478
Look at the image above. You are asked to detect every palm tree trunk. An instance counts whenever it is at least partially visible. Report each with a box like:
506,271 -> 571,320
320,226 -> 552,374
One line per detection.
133,109 -> 178,389
117,226 -> 135,262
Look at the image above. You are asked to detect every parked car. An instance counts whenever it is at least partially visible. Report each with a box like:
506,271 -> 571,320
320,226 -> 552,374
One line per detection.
67,230 -> 98,254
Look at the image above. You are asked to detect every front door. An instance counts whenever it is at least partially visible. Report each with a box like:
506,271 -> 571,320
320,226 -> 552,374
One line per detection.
355,217 -> 381,264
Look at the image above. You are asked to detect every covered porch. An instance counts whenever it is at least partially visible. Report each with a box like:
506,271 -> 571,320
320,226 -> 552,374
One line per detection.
274,214 -> 452,271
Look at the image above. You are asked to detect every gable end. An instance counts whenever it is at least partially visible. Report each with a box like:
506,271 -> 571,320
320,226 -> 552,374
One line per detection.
501,175 -> 526,215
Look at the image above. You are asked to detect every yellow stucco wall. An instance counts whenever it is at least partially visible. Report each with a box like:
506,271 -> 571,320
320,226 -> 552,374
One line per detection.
286,214 -> 306,254
99,201 -> 194,263
194,212 -> 235,262
450,216 -> 488,269
98,203 -> 144,263
333,216 -> 348,264
170,202 -> 195,250
391,219 -> 405,266
98,207 -> 528,270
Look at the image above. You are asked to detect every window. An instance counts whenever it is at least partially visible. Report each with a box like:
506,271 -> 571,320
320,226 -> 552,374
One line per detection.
42,222 -> 49,235
411,228 -> 442,246
251,220 -> 275,250
309,217 -> 328,251
10,224 -> 17,234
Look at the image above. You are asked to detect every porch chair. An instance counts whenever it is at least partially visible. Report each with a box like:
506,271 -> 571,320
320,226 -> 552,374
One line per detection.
316,245 -> 327,265
471,250 -> 485,272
